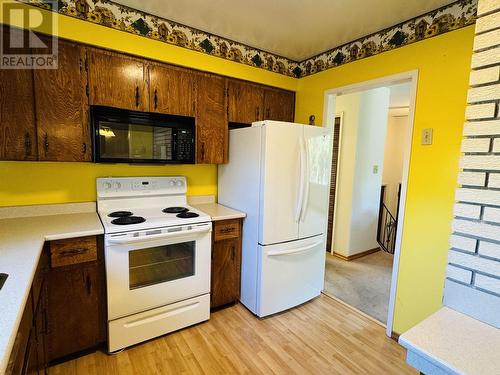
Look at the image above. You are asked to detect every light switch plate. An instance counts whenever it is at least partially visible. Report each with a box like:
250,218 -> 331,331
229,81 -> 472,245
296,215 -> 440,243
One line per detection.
422,128 -> 433,145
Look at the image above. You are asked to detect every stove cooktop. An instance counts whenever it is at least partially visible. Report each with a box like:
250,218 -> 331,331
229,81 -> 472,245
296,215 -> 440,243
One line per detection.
96,177 -> 211,234
98,205 -> 210,234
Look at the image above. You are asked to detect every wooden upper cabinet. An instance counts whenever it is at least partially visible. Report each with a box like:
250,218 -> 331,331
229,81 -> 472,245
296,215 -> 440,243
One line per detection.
0,28 -> 36,161
34,40 -> 90,161
263,88 -> 295,122
88,49 -> 149,112
149,64 -> 196,116
227,79 -> 264,124
196,74 -> 227,164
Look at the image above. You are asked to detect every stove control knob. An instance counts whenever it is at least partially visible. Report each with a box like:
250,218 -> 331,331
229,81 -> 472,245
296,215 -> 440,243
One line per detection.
169,180 -> 176,187
176,180 -> 183,187
104,182 -> 112,189
113,182 -> 121,189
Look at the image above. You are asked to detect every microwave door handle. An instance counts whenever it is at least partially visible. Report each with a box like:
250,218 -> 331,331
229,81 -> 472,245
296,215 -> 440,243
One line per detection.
107,225 -> 211,244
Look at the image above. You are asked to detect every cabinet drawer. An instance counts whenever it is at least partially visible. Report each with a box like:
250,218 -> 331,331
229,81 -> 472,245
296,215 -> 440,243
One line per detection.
214,220 -> 241,241
50,236 -> 97,268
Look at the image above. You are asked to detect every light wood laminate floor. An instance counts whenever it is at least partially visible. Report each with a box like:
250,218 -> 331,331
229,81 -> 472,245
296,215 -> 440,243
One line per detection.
50,295 -> 416,374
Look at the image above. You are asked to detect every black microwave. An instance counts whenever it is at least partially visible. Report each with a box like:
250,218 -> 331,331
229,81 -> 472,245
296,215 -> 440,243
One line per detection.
91,106 -> 195,164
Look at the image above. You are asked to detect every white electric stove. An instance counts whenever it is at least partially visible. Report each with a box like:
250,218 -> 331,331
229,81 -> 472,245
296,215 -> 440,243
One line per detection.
96,176 -> 212,352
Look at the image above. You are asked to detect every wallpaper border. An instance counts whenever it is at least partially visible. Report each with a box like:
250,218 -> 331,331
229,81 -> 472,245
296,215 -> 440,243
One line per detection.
19,0 -> 477,77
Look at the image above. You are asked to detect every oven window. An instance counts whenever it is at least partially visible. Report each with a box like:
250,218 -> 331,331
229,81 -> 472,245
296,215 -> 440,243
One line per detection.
128,241 -> 195,289
98,121 -> 173,161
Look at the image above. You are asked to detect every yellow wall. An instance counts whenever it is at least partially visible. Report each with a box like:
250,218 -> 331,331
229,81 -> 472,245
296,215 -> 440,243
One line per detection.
0,0 -> 297,207
295,26 -> 474,333
0,0 -> 476,334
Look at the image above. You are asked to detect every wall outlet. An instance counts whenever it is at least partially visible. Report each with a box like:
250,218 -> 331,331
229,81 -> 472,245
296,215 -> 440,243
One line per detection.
373,165 -> 379,174
422,128 -> 433,145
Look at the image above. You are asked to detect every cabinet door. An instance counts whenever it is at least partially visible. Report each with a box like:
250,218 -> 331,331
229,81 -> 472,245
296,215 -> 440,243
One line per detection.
149,64 -> 196,116
23,331 -> 38,375
88,49 -> 149,112
46,263 -> 101,361
196,74 -> 227,164
34,289 -> 47,375
227,79 -> 264,124
211,237 -> 241,308
0,28 -> 36,161
263,88 -> 295,122
34,40 -> 90,161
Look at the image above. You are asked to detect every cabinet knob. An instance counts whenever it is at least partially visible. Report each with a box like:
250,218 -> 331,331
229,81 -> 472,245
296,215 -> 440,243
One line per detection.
82,142 -> 87,155
86,274 -> 92,295
24,133 -> 32,156
44,133 -> 49,154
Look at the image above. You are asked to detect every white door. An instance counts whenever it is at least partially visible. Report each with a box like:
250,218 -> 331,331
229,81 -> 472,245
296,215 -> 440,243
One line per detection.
259,121 -> 303,245
298,126 -> 333,239
105,223 -> 211,320
257,235 -> 326,317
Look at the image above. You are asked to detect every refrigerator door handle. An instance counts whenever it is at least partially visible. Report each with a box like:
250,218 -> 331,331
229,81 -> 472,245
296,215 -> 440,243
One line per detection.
295,137 -> 307,222
300,137 -> 310,222
267,241 -> 322,256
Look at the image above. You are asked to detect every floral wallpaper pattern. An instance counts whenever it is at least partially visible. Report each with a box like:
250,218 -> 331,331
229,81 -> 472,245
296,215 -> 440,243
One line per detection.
22,0 -> 477,77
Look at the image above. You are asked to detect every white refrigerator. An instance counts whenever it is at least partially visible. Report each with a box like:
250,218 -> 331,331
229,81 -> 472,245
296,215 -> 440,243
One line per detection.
218,120 -> 332,317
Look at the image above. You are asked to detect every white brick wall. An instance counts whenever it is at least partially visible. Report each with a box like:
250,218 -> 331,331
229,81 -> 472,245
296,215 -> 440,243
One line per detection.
469,66 -> 499,85
474,274 -> 500,294
478,241 -> 500,260
460,138 -> 490,152
462,119 -> 500,135
444,0 -> 500,325
446,264 -> 473,283
448,250 -> 500,276
465,103 -> 496,120
450,234 -> 477,253
458,171 -> 486,186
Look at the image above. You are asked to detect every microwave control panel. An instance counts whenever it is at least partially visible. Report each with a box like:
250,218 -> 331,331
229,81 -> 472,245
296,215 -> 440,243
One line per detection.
175,128 -> 195,162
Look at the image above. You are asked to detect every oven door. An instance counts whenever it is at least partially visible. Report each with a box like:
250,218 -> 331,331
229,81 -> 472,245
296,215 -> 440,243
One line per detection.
105,222 -> 211,320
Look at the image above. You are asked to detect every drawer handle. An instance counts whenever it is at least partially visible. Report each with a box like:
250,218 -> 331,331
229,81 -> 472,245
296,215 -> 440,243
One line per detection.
59,248 -> 89,256
220,227 -> 235,233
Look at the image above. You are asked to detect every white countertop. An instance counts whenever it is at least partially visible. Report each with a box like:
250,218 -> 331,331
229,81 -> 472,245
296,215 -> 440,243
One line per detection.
399,307 -> 500,375
192,203 -> 246,221
0,203 -> 103,375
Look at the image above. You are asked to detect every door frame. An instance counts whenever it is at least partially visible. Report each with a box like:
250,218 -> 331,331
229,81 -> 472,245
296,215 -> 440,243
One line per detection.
321,70 -> 418,337
326,112 -> 344,254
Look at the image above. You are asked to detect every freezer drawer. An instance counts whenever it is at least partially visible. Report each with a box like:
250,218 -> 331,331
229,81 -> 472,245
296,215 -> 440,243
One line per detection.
257,235 -> 326,317
108,294 -> 210,352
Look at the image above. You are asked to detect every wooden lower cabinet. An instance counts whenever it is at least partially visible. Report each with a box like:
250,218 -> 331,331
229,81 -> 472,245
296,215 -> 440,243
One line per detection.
5,251 -> 48,375
211,219 -> 242,309
46,236 -> 106,362
6,236 -> 106,374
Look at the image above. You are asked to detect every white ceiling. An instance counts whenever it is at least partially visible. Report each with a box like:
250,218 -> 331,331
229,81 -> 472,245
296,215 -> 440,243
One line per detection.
116,0 -> 455,61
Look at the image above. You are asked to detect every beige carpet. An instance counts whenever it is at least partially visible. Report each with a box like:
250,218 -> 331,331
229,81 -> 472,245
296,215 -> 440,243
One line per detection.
323,250 -> 394,324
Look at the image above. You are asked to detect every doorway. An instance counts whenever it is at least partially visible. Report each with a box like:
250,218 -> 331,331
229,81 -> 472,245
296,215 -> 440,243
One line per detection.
322,71 -> 417,336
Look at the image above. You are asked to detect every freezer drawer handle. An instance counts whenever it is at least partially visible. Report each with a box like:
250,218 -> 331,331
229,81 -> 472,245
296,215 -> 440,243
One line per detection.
107,225 -> 211,244
267,241 -> 322,256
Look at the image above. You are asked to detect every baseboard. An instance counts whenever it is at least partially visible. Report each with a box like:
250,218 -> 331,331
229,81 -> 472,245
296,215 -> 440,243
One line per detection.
332,247 -> 380,261
391,331 -> 400,342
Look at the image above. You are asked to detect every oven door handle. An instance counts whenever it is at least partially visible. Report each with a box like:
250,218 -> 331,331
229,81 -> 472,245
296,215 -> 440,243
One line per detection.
107,225 -> 211,244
